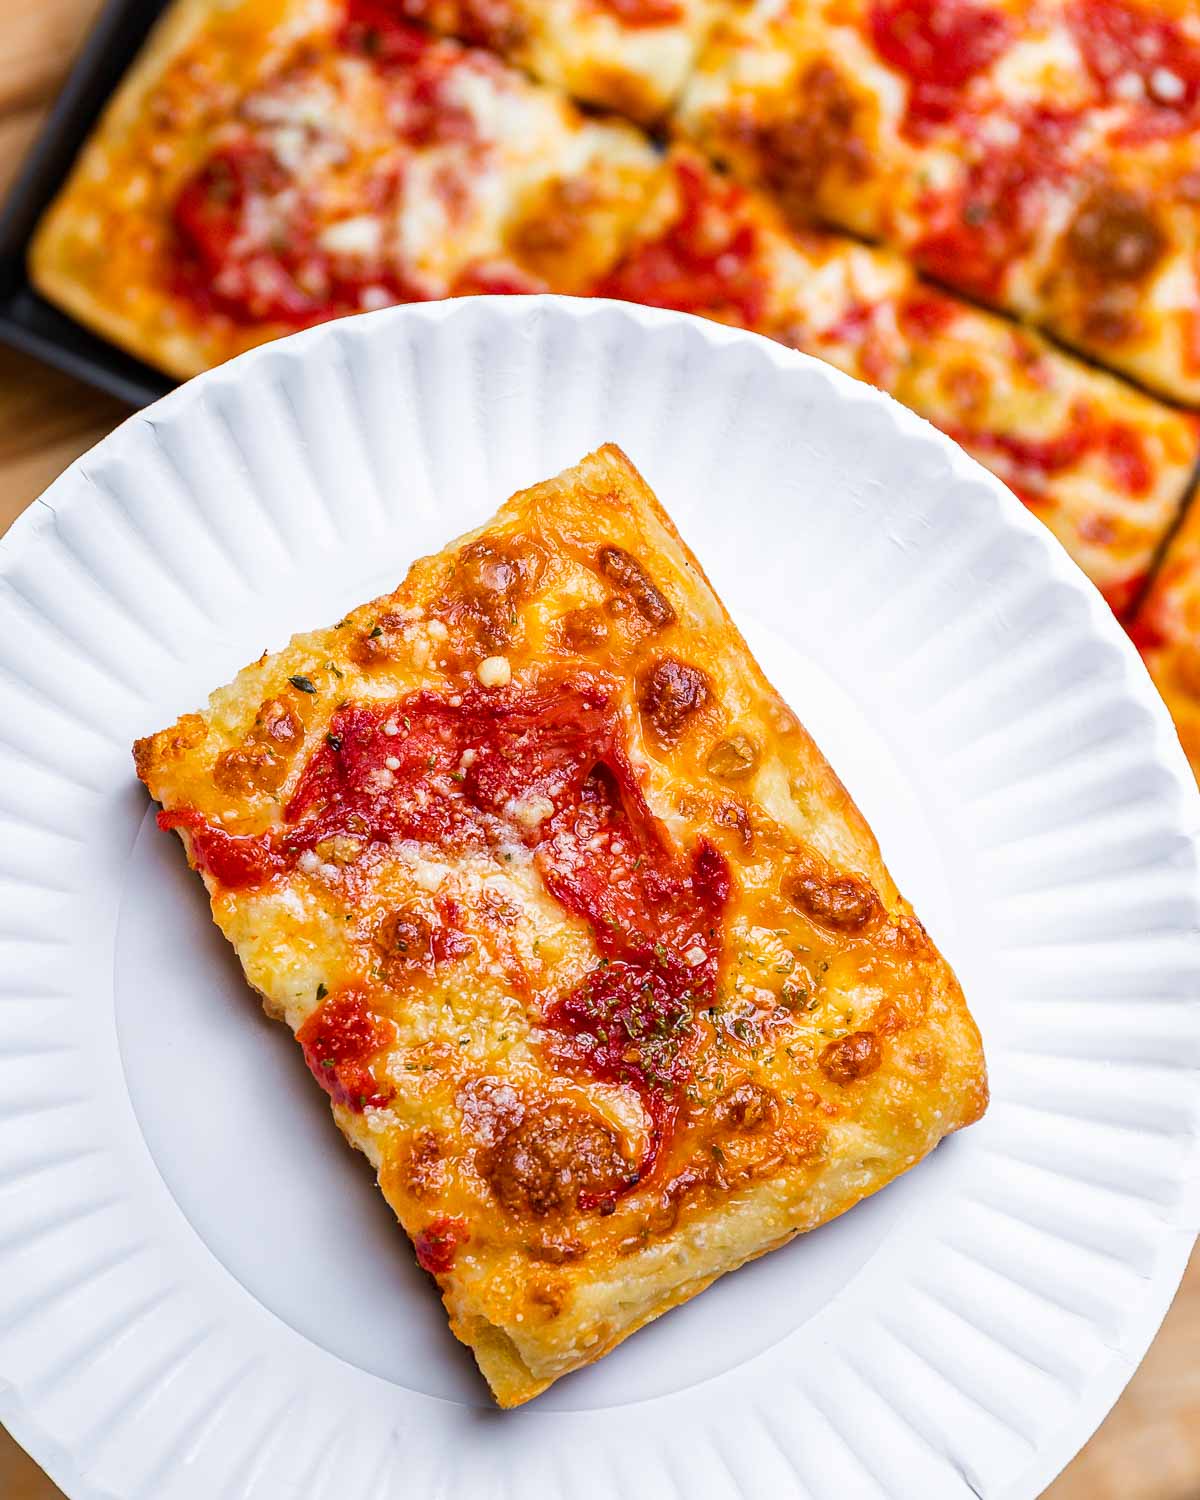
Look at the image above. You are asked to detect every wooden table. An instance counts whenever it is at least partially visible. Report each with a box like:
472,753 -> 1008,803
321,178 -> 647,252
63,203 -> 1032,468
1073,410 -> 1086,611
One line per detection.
0,3 -> 1197,1496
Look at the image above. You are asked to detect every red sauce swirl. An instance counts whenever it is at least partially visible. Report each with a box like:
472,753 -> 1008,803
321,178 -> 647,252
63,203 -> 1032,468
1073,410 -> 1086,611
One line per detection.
869,0 -> 1011,137
170,672 -> 732,1187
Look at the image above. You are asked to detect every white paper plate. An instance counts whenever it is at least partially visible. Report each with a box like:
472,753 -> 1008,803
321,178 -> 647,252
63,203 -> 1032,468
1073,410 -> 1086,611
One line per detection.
1,296 -> 1198,1500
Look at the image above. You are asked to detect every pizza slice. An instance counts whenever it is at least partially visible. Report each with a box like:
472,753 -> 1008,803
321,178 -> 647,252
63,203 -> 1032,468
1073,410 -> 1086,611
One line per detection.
1129,498 -> 1200,780
391,0 -> 719,121
30,0 -> 660,378
134,445 -> 987,1406
675,0 -> 1200,405
598,151 -> 1200,614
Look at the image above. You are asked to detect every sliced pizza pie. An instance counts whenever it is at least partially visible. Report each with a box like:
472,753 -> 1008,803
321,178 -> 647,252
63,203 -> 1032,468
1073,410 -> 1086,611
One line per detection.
391,0 -> 718,121
134,445 -> 987,1406
675,0 -> 1200,405
30,0 -> 660,377
30,0 -> 1195,610
1130,498 -> 1200,779
598,150 -> 1200,613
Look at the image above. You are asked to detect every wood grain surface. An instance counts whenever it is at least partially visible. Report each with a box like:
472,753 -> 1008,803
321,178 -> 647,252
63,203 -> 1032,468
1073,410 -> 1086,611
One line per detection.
0,2 -> 1196,1496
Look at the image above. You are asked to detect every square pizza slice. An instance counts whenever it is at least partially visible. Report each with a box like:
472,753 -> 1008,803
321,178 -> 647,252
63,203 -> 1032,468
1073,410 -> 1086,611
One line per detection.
675,0 -> 1200,405
597,150 -> 1200,614
30,0 -> 660,378
135,445 -> 988,1406
391,0 -> 720,122
1130,497 -> 1200,780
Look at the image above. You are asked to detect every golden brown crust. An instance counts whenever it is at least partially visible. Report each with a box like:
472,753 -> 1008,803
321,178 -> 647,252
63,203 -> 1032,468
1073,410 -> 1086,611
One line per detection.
136,445 -> 987,1406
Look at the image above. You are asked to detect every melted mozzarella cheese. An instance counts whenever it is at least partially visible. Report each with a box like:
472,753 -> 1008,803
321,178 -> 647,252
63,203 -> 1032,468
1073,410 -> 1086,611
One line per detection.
318,214 -> 383,256
989,25 -> 1092,105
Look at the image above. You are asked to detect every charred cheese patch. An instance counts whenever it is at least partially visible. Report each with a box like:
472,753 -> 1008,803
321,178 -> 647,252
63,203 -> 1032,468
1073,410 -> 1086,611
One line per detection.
29,0 -> 659,377
599,149 -> 1200,615
135,445 -> 988,1406
677,0 -> 1200,404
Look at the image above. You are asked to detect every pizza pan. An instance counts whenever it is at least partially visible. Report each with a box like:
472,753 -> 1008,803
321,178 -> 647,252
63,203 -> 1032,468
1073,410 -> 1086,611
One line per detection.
0,0 -> 171,408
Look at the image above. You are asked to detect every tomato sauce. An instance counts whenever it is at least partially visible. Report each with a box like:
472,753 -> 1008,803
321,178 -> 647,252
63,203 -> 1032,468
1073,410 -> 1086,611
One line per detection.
413,1214 -> 470,1273
1126,607 -> 1166,653
282,676 -> 618,851
913,106 -> 1081,299
170,672 -> 731,1184
539,772 -> 729,1183
171,143 -> 423,327
1102,423 -> 1154,496
597,0 -> 684,26
1069,0 -> 1200,142
595,159 -> 766,329
897,290 -> 959,339
819,301 -> 875,347
1102,570 -> 1147,621
339,0 -> 437,63
296,988 -> 395,1110
159,806 -> 291,886
869,0 -> 1011,138
950,401 -> 1154,506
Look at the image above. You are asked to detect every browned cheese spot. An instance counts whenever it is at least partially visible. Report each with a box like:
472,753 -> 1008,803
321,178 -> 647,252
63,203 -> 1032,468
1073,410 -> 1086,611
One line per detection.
559,604 -> 610,652
783,859 -> 882,933
820,1030 -> 882,1085
706,733 -> 759,780
212,698 -> 303,795
1064,186 -> 1166,344
644,1162 -> 713,1238
715,1080 -> 780,1133
714,799 -> 754,848
754,63 -> 871,214
403,1127 -> 446,1200
1067,186 -> 1166,284
526,1233 -> 587,1264
638,656 -> 712,746
527,1279 -> 570,1318
375,907 -> 435,979
435,535 -> 546,658
350,610 -> 411,667
597,545 -> 676,628
479,1102 -> 632,1217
